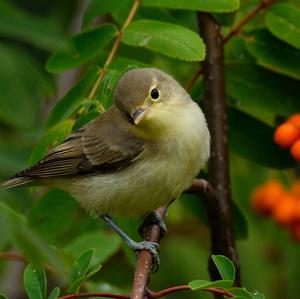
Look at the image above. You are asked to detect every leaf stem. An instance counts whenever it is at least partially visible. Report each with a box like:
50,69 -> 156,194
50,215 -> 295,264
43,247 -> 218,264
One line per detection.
186,0 -> 275,91
87,0 -> 141,110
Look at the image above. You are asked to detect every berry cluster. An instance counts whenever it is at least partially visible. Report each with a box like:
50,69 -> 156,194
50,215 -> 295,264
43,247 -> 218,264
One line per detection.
251,180 -> 300,241
274,114 -> 300,162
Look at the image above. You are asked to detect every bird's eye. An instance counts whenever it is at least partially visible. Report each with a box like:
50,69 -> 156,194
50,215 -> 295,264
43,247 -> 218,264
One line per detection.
150,88 -> 160,101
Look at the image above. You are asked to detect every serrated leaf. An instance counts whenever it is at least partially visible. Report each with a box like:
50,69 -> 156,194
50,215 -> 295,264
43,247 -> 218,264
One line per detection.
28,189 -> 77,238
228,108 -> 295,169
68,249 -> 95,293
29,119 -> 74,164
143,0 -> 239,12
0,0 -> 67,51
212,255 -> 235,281
23,265 -> 46,299
65,230 -> 121,265
189,279 -> 233,290
46,24 -> 117,73
48,288 -> 60,299
122,19 -> 205,61
47,67 -> 100,128
226,63 -> 300,118
83,0 -> 130,28
265,4 -> 300,50
245,29 -> 300,80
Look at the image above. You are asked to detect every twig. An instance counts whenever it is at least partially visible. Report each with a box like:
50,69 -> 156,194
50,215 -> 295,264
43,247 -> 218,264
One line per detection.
130,206 -> 168,299
0,251 -> 27,263
59,293 -> 129,299
87,0 -> 141,110
0,251 -> 54,273
223,0 -> 275,43
197,12 -> 240,288
186,0 -> 275,90
58,284 -> 235,299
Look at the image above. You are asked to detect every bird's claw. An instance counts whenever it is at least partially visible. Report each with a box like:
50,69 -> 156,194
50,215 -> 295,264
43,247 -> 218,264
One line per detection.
130,240 -> 160,273
138,211 -> 167,239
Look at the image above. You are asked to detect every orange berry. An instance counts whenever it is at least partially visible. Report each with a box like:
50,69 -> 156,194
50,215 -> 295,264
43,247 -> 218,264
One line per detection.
251,180 -> 285,215
272,193 -> 298,226
291,181 -> 300,197
274,123 -> 299,148
287,114 -> 300,130
290,139 -> 300,162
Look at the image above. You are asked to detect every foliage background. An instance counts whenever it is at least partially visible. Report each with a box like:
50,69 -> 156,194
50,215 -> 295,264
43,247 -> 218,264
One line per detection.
0,0 -> 300,298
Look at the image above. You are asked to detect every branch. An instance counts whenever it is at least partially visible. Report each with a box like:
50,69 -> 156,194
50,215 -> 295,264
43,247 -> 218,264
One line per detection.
186,0 -> 275,90
87,0 -> 141,109
130,206 -> 168,299
59,293 -> 129,299
197,12 -> 240,287
58,285 -> 235,299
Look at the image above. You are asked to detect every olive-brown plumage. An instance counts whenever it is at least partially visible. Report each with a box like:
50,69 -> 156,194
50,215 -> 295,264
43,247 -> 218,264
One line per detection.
2,68 -> 210,217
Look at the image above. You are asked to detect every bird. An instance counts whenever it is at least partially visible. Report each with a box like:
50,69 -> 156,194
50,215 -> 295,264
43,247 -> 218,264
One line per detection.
1,68 -> 210,268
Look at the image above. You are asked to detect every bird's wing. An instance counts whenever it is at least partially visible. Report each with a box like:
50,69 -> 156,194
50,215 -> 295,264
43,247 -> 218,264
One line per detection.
13,108 -> 145,179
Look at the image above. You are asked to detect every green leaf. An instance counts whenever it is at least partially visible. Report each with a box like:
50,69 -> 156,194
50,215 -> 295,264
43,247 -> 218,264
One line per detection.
29,119 -> 74,164
265,4 -> 300,50
189,279 -> 233,290
122,19 -> 205,61
228,108 -> 295,169
229,287 -> 254,299
0,294 -> 9,299
68,264 -> 102,293
70,249 -> 94,283
212,255 -> 235,281
245,29 -> 300,80
28,189 -> 77,238
46,24 -> 118,73
0,202 -> 68,282
83,0 -> 130,28
226,63 -> 300,118
0,44 -> 52,129
68,249 -> 97,293
0,0 -> 67,51
47,67 -> 100,128
73,110 -> 101,131
143,0 -> 239,12
48,288 -> 60,299
65,230 -> 121,265
252,291 -> 265,299
23,265 -> 46,299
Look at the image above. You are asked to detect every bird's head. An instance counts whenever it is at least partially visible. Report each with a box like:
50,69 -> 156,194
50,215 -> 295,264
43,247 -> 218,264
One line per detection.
114,68 -> 190,136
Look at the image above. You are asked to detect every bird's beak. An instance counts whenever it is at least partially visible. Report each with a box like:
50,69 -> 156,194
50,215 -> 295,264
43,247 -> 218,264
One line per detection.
131,105 -> 151,125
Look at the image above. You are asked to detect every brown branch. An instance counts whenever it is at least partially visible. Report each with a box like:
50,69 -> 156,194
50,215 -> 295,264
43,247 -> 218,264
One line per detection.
58,285 -> 235,299
0,251 -> 27,263
223,0 -> 275,43
0,251 -> 54,273
197,12 -> 240,288
130,206 -> 168,299
186,0 -> 275,91
87,0 -> 141,109
59,293 -> 129,299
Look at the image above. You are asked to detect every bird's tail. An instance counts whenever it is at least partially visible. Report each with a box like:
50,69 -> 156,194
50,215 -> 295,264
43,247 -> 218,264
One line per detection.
1,177 -> 33,189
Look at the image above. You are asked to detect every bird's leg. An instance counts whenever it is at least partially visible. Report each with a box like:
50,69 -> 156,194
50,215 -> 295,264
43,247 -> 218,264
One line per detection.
138,211 -> 167,239
100,213 -> 160,272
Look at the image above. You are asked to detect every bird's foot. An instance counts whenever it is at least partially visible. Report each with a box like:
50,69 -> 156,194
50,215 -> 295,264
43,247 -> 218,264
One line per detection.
138,211 -> 167,239
129,240 -> 160,273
